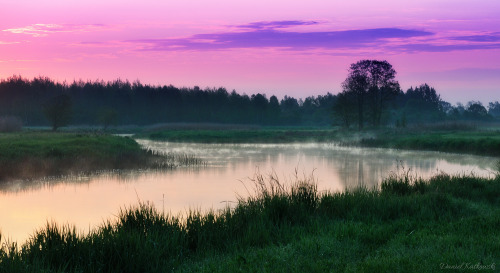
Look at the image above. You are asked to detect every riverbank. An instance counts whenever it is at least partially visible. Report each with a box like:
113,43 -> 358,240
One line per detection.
135,126 -> 500,157
0,132 -> 195,182
136,127 -> 336,143
1,171 -> 498,272
360,129 -> 500,157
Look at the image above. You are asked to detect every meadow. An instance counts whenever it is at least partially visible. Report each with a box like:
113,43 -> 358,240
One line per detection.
0,171 -> 498,272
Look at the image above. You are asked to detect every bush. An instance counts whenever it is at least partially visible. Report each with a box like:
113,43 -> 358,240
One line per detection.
0,116 -> 22,132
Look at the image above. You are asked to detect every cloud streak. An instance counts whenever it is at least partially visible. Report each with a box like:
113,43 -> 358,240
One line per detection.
2,24 -> 105,37
237,20 -> 319,30
123,20 -> 500,54
129,26 -> 433,52
451,34 -> 500,42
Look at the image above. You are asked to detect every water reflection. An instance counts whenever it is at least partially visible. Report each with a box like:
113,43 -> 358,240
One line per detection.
0,140 -> 496,244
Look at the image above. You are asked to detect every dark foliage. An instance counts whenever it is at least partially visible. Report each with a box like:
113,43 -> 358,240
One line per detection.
0,74 -> 496,129
0,76 -> 336,127
339,60 -> 400,129
43,94 -> 72,131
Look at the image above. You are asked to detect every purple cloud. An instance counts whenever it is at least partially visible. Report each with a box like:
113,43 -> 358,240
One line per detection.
393,43 -> 500,53
451,34 -> 500,42
125,20 -> 500,54
129,27 -> 433,51
237,20 -> 319,30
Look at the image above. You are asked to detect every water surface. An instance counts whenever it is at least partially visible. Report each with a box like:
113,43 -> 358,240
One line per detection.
0,140 -> 496,243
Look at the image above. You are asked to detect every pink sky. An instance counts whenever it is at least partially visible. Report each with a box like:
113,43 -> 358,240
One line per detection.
1,0 -> 499,104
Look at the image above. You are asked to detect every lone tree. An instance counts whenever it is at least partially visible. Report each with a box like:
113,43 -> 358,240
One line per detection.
98,108 -> 118,130
43,94 -> 72,131
340,60 -> 400,129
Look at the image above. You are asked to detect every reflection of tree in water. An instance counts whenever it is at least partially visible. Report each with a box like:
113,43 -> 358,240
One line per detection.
332,147 -> 496,190
333,149 -> 441,190
7,142 -> 494,194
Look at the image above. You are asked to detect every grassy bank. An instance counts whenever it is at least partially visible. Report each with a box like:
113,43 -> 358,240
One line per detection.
360,129 -> 500,157
136,128 -> 337,143
136,126 -> 500,157
1,171 -> 498,272
0,132 -> 197,182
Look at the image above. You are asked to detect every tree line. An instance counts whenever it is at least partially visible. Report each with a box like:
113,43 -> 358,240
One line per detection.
0,61 -> 498,130
334,60 -> 499,129
0,76 -> 335,129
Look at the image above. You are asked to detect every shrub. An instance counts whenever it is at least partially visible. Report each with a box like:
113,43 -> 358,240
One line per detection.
0,116 -> 22,132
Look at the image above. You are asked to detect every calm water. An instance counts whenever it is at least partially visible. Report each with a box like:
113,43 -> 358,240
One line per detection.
0,140 -> 496,244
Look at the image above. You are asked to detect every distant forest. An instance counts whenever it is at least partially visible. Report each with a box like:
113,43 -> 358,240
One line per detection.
0,75 -> 499,129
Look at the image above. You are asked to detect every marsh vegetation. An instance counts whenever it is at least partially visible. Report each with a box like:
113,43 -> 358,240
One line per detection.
0,170 -> 498,272
0,132 -> 202,182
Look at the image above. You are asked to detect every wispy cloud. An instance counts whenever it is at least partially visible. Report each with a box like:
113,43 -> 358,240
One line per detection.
237,20 -> 319,30
393,43 -> 500,53
128,22 -> 432,52
0,41 -> 20,45
2,24 -> 105,37
124,20 -> 500,54
450,34 -> 500,42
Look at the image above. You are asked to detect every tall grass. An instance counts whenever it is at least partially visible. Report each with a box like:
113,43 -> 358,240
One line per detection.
1,171 -> 499,272
144,148 -> 205,167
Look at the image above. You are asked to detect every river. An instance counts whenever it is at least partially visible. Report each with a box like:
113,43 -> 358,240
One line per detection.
0,140 -> 496,244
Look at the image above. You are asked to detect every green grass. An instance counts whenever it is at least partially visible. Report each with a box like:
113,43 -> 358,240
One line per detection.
136,126 -> 500,157
360,130 -> 500,157
1,171 -> 498,272
0,132 -> 200,182
135,128 -> 338,143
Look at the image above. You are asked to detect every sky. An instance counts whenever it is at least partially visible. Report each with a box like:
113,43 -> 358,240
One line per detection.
1,0 -> 499,104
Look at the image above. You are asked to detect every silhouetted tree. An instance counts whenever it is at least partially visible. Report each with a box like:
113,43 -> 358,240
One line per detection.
268,95 -> 281,124
251,93 -> 268,123
403,84 -> 445,123
464,101 -> 490,120
488,101 -> 500,118
43,94 -> 72,131
280,96 -> 301,124
333,90 -> 357,128
341,60 -> 399,129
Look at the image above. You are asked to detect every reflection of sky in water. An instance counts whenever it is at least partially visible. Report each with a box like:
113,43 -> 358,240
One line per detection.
0,140 -> 497,244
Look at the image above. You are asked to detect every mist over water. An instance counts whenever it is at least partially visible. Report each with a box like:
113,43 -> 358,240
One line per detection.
0,140 -> 496,244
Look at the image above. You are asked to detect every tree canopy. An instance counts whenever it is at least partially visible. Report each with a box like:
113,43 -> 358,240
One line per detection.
339,60 -> 400,129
